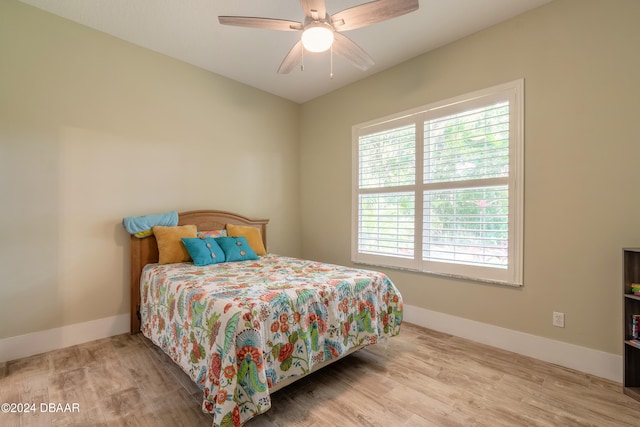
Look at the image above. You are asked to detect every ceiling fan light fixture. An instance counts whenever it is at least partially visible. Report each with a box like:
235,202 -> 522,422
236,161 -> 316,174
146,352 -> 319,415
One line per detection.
219,0 -> 420,74
301,23 -> 334,53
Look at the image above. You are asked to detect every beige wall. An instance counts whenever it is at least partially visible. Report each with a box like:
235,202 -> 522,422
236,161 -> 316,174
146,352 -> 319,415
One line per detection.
300,0 -> 640,355
0,1 -> 301,339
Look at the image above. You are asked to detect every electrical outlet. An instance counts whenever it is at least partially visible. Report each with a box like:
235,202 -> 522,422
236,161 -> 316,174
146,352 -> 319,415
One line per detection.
553,311 -> 565,328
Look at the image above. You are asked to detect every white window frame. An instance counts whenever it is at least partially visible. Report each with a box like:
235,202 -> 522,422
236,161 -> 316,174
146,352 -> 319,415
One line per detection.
352,80 -> 524,286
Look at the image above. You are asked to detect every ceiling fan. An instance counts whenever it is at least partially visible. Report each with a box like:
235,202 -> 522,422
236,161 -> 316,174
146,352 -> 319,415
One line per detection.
218,0 -> 419,74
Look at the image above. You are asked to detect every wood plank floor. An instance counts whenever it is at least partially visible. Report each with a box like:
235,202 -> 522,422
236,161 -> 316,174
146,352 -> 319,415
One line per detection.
1,322 -> 640,426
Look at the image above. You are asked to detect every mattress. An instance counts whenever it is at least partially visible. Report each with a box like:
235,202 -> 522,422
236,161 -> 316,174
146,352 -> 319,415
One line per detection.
140,253 -> 403,426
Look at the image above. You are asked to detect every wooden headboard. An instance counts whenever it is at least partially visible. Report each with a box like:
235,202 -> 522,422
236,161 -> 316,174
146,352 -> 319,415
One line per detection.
129,210 -> 269,333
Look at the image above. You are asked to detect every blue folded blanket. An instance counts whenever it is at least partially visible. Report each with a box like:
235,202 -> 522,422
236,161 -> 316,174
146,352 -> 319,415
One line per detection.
123,211 -> 178,238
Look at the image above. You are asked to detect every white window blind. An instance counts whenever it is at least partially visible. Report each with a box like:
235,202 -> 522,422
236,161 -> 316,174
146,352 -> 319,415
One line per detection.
352,80 -> 524,286
359,124 -> 415,189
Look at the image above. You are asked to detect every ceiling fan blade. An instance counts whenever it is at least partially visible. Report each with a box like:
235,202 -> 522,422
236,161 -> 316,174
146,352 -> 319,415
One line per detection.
331,32 -> 375,71
331,0 -> 419,32
277,40 -> 304,74
218,16 -> 302,31
300,0 -> 327,21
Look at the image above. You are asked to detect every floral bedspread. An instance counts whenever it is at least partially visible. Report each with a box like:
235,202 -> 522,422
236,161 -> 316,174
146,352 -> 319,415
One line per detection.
140,254 -> 403,427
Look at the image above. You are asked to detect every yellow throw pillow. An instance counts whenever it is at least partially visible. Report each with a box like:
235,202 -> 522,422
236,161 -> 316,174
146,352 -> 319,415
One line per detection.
153,225 -> 197,264
226,224 -> 266,255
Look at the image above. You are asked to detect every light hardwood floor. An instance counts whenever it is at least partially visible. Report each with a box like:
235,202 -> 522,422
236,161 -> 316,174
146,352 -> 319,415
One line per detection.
1,322 -> 639,426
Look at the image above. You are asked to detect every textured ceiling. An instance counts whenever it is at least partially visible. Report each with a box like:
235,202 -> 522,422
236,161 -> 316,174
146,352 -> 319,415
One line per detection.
20,0 -> 552,103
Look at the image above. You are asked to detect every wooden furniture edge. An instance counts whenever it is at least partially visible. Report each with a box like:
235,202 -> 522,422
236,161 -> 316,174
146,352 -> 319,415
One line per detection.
129,210 -> 269,334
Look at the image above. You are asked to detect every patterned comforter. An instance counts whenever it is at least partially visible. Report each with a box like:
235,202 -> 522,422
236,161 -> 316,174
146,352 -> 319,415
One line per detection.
140,254 -> 403,427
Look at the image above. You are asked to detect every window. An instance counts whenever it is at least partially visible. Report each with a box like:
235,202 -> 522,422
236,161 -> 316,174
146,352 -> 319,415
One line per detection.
352,80 -> 523,286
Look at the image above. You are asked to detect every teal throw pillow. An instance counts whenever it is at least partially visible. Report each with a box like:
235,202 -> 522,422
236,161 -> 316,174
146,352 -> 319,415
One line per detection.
181,237 -> 226,266
215,236 -> 259,262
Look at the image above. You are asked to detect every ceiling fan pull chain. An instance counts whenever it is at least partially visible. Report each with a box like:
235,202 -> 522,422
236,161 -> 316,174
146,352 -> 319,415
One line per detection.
301,47 -> 305,72
330,44 -> 334,79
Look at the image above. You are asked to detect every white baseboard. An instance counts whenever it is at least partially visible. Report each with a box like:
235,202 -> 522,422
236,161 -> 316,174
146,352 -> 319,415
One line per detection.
403,304 -> 622,383
0,314 -> 129,363
1,307 -> 622,383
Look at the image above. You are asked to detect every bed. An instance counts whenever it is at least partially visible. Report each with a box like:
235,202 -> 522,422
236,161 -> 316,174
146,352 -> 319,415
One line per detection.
129,210 -> 403,426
